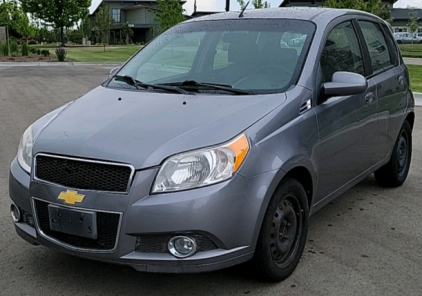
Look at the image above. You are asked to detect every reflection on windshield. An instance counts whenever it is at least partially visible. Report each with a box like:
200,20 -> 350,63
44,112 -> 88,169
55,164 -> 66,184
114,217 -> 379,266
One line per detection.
114,19 -> 315,94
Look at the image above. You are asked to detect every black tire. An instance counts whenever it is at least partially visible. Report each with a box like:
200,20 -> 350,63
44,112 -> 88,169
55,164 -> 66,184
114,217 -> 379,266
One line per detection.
374,121 -> 412,187
251,178 -> 309,282
397,40 -> 402,44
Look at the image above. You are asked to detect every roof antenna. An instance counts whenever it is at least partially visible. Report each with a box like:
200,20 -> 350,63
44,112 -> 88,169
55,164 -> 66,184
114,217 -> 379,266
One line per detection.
239,1 -> 250,18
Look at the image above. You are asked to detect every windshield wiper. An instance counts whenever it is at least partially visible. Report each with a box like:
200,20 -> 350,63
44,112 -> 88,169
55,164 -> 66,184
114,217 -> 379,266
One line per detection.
162,80 -> 255,95
113,75 -> 192,95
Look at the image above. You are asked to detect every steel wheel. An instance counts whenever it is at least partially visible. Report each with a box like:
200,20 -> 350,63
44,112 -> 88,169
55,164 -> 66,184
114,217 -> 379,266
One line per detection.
375,120 -> 412,187
252,178 -> 309,282
270,196 -> 303,268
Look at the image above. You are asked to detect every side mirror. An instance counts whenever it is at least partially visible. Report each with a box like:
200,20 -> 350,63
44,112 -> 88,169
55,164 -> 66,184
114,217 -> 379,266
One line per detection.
109,66 -> 120,77
322,71 -> 367,97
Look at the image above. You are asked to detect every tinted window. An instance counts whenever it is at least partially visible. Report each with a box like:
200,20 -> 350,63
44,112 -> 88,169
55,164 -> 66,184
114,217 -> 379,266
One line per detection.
320,21 -> 363,82
359,21 -> 393,74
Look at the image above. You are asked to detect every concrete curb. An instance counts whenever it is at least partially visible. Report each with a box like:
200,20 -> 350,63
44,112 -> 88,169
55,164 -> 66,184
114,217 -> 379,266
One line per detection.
413,92 -> 422,106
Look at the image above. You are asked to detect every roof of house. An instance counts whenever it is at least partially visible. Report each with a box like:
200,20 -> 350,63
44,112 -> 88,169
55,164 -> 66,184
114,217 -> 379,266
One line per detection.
279,0 -> 397,7
90,0 -> 186,15
191,11 -> 222,18
391,8 -> 422,20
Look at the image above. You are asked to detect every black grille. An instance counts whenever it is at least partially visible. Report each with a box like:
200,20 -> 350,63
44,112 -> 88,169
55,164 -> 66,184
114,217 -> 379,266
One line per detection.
136,234 -> 218,253
20,208 -> 35,227
34,200 -> 120,250
35,155 -> 132,192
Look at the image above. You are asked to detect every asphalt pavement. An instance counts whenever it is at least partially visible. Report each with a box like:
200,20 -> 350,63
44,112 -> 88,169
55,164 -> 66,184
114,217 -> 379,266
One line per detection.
0,65 -> 421,296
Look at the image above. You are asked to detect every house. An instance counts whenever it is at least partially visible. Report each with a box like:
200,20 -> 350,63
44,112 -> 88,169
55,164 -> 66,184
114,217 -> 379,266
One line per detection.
278,0 -> 422,33
391,8 -> 422,32
279,0 -> 396,8
90,0 -> 186,44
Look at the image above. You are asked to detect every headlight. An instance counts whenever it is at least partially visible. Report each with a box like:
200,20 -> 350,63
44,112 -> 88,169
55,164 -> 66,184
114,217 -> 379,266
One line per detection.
152,134 -> 249,193
17,125 -> 34,173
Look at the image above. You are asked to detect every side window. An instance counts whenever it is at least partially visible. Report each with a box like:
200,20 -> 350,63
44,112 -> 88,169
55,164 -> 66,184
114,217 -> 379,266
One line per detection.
320,21 -> 364,82
359,21 -> 394,74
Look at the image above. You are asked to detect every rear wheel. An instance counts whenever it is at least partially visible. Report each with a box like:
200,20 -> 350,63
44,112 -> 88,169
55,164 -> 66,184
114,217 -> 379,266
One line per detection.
251,178 -> 309,282
374,121 -> 412,187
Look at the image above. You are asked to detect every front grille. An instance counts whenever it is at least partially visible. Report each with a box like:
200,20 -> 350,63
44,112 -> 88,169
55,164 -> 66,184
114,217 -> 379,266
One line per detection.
136,234 -> 218,253
20,208 -> 35,227
35,155 -> 133,192
34,199 -> 120,250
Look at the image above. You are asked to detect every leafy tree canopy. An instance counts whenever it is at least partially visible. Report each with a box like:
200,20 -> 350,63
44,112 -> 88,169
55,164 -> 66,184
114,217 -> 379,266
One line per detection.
324,0 -> 392,22
252,0 -> 270,8
154,0 -> 185,33
21,0 -> 91,45
95,4 -> 113,51
407,11 -> 420,34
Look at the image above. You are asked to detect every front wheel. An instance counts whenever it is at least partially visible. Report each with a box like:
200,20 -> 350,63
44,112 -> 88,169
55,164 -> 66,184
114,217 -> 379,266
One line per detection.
374,121 -> 412,187
251,178 -> 309,282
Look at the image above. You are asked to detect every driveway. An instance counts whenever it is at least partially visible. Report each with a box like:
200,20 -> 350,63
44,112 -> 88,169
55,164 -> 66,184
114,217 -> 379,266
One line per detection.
0,65 -> 421,296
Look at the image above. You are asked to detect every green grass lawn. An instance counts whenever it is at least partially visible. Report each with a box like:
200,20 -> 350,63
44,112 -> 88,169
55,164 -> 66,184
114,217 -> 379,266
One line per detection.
399,44 -> 422,58
41,46 -> 142,62
407,65 -> 422,93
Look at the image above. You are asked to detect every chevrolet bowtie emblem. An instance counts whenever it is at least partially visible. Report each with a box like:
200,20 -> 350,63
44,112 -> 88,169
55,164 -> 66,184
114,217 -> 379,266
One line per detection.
58,190 -> 85,205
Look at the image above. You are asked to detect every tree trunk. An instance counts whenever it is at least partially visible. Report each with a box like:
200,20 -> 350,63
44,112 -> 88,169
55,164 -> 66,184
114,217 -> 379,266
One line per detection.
60,26 -> 65,47
126,34 -> 129,45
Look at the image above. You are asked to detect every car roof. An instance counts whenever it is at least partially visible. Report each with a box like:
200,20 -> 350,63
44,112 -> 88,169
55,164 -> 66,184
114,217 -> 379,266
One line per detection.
184,7 -> 378,23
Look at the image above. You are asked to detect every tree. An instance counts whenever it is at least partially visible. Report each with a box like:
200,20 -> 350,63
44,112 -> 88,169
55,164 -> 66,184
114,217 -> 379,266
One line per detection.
237,0 -> 246,9
95,4 -> 113,52
253,0 -> 270,8
407,11 -> 419,43
21,0 -> 91,46
324,0 -> 392,22
154,0 -> 185,34
122,21 -> 133,45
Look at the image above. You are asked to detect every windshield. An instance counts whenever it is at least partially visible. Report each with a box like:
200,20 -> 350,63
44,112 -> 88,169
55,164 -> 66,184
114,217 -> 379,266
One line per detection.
113,19 -> 315,94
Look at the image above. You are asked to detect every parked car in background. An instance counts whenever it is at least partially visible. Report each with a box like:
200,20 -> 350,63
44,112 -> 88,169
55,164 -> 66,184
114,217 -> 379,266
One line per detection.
10,7 -> 414,282
394,32 -> 422,44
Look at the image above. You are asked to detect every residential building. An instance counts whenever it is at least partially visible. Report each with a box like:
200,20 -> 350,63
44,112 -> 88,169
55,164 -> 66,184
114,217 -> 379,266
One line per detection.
279,1 -> 422,33
90,0 -> 186,44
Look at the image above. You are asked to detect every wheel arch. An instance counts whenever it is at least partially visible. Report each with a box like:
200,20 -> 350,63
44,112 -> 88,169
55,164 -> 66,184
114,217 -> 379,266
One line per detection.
283,166 -> 314,211
405,112 -> 415,130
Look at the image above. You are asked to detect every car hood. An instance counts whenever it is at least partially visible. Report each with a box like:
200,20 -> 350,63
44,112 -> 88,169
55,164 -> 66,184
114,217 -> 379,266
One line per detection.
33,86 -> 286,169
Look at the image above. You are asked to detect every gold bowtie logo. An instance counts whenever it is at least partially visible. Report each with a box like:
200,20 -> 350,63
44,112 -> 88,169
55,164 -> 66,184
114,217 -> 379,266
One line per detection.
58,190 -> 85,205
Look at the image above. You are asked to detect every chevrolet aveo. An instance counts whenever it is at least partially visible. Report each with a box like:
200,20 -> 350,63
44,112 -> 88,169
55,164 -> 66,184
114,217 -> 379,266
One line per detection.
9,8 -> 414,282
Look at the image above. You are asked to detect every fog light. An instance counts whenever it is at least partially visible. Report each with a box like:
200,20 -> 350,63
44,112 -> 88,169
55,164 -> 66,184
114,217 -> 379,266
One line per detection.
168,236 -> 197,258
11,204 -> 21,223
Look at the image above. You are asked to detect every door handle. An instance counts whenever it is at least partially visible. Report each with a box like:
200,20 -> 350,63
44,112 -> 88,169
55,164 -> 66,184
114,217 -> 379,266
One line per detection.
365,92 -> 374,104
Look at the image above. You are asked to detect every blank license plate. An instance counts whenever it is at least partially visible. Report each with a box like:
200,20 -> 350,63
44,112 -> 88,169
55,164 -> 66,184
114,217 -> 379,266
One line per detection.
48,205 -> 97,239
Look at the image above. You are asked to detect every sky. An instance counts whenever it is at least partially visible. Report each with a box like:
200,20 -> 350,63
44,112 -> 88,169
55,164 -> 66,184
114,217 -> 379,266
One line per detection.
89,0 -> 422,15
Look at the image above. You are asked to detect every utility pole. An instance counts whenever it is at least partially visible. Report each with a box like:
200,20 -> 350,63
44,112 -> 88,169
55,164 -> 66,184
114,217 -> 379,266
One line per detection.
226,0 -> 230,11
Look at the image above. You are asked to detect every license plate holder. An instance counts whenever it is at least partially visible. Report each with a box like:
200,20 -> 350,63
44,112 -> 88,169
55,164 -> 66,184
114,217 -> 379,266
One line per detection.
48,205 -> 97,239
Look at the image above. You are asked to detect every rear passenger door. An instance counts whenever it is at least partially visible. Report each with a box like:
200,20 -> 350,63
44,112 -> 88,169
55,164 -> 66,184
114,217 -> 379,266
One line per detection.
356,20 -> 408,164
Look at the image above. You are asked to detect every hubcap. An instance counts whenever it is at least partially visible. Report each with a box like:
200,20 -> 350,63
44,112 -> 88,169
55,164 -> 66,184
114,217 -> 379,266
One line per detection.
270,196 -> 302,268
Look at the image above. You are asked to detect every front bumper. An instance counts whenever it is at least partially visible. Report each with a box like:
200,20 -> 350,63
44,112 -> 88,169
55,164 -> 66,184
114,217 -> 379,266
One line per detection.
9,157 -> 276,273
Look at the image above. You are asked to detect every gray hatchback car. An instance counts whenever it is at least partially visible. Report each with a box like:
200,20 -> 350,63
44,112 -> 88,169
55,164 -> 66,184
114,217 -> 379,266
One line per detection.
10,8 -> 414,282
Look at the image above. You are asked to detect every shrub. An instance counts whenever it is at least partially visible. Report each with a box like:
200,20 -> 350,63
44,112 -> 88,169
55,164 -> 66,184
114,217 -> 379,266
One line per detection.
22,42 -> 29,56
55,48 -> 67,61
41,49 -> 50,57
0,43 -> 8,56
29,47 -> 37,54
37,49 -> 41,55
10,40 -> 18,53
